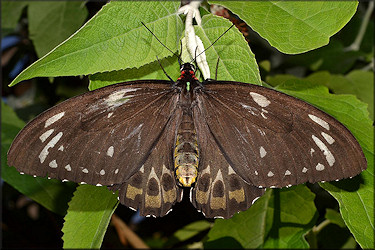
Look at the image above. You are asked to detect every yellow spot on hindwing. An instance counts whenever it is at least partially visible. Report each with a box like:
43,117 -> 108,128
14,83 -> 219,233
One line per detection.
229,188 -> 245,203
162,189 -> 177,204
126,184 -> 143,200
145,194 -> 161,208
161,165 -> 177,203
210,196 -> 226,210
196,189 -> 209,204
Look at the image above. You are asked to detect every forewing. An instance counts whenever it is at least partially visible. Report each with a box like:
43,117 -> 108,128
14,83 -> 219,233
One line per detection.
191,105 -> 265,219
8,80 -> 179,186
110,108 -> 183,217
195,82 -> 366,188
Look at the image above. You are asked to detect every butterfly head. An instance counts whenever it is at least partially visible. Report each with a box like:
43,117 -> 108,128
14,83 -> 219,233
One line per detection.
177,63 -> 198,81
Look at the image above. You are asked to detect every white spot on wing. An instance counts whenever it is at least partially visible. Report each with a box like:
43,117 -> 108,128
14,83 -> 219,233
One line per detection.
316,163 -> 325,171
49,160 -> 58,168
100,169 -> 105,175
228,165 -> 236,175
260,108 -> 268,119
258,129 -> 266,136
312,135 -> 335,166
65,164 -> 72,171
128,206 -> 137,211
250,92 -> 271,107
310,148 -> 315,156
45,112 -> 65,128
308,114 -> 330,130
115,169 -> 119,174
285,170 -> 291,176
260,146 -> 267,158
321,132 -> 335,144
82,168 -> 89,174
39,132 -> 63,163
240,103 -> 257,115
267,171 -> 274,177
302,167 -> 308,173
107,146 -> 114,157
105,89 -> 137,107
39,129 -> 54,142
107,112 -> 113,118
252,196 -> 260,205
58,145 -> 64,151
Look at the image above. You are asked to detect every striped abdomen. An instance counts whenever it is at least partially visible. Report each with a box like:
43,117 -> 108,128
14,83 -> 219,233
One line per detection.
174,112 -> 199,187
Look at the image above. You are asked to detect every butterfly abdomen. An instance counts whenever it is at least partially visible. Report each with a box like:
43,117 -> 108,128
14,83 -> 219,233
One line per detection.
174,111 -> 199,187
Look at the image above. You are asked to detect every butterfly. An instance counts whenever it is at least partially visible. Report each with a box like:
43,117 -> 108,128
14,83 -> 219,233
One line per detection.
7,58 -> 367,219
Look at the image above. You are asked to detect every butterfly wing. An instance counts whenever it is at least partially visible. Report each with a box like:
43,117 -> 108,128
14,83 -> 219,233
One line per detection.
191,104 -> 265,219
194,81 -> 367,189
109,107 -> 183,217
8,81 -> 180,187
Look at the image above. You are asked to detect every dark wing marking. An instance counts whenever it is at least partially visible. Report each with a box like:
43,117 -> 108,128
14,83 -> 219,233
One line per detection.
8,80 -> 179,186
195,81 -> 366,188
191,104 -> 265,219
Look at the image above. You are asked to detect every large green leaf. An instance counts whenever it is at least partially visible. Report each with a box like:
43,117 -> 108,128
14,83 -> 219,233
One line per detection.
28,1 -> 88,57
89,14 -> 261,89
1,101 -> 75,216
306,70 -> 374,121
9,1 -> 183,86
206,186 -> 317,248
62,185 -> 118,248
209,1 -> 358,54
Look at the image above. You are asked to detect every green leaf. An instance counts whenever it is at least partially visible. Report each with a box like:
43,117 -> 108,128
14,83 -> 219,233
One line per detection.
209,1 -> 358,54
165,220 -> 212,247
196,14 -> 261,84
205,190 -> 271,249
306,70 -> 374,120
275,80 -> 374,249
28,1 -> 88,57
285,40 -> 364,74
1,1 -> 28,30
89,14 -> 261,89
9,1 -> 183,86
325,208 -> 346,228
89,54 -> 180,90
62,185 -> 118,248
1,101 -> 75,216
270,70 -> 374,121
206,186 -> 317,248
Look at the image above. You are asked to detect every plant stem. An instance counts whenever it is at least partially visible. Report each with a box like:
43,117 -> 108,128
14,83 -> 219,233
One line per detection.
345,1 -> 374,51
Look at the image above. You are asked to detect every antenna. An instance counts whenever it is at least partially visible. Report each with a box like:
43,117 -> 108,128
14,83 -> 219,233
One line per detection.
141,22 -> 181,62
190,23 -> 235,64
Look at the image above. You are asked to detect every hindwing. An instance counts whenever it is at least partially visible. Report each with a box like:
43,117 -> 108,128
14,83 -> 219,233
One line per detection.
8,80 -> 179,186
191,104 -> 265,219
195,81 -> 366,189
109,107 -> 183,217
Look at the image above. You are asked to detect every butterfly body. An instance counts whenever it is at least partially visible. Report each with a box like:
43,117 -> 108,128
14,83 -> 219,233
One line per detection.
7,63 -> 366,219
173,64 -> 200,187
